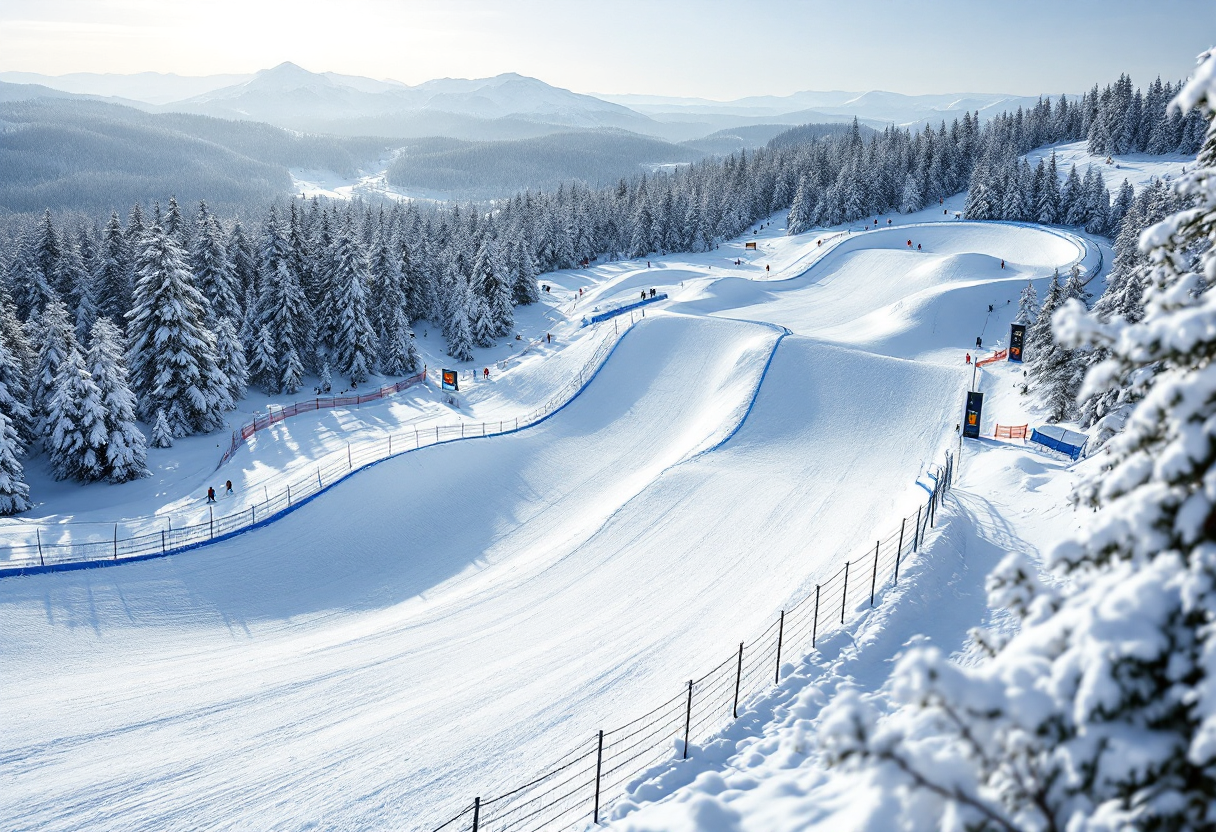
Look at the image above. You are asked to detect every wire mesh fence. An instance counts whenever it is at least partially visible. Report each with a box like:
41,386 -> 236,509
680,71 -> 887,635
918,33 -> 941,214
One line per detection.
425,450 -> 955,832
0,318 -> 637,576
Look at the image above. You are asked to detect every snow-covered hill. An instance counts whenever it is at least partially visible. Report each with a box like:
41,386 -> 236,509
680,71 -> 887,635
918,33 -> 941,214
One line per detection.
0,196 -> 1099,830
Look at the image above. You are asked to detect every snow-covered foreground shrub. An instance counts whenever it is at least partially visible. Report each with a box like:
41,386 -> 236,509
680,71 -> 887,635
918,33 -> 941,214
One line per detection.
818,50 -> 1216,832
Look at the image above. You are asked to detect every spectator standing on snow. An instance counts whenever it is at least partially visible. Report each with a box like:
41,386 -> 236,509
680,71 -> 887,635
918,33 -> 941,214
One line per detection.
207,487 -> 216,503
976,336 -> 983,349
225,480 -> 233,496
966,353 -> 971,364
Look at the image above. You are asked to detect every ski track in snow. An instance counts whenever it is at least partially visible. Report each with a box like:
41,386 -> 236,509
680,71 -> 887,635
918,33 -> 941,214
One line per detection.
0,199 -> 1095,832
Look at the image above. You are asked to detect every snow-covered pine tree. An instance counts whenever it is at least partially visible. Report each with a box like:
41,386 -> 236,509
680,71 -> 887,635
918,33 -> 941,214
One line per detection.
95,210 -> 132,323
319,359 -> 332,393
54,236 -> 96,345
86,318 -> 148,483
446,276 -> 475,362
898,172 -> 922,214
193,214 -> 241,324
511,238 -> 541,306
255,207 -> 313,392
473,236 -> 514,337
0,409 -> 30,515
212,316 -> 248,405
32,298 -> 78,436
10,229 -> 57,321
150,407 -> 173,448
0,333 -> 33,453
787,174 -> 815,233
1015,280 -> 1039,324
378,304 -> 419,376
227,220 -> 259,299
1025,269 -> 1078,420
45,344 -> 106,482
470,296 -> 496,349
246,324 -> 278,394
126,222 -> 230,435
331,218 -> 377,384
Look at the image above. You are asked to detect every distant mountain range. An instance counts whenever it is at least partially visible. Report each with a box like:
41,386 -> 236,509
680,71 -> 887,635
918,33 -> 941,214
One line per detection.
0,64 -> 1072,216
1,64 -> 1066,142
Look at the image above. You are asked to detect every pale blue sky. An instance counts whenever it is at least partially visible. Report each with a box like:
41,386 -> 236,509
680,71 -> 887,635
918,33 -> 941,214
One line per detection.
0,0 -> 1210,98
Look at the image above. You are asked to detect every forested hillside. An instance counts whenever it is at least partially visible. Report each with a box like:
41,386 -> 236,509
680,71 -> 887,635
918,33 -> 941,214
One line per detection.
0,95 -> 395,215
384,129 -> 704,196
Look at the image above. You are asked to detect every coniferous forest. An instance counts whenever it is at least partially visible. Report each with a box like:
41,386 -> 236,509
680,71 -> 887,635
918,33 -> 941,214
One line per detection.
0,71 -> 1200,511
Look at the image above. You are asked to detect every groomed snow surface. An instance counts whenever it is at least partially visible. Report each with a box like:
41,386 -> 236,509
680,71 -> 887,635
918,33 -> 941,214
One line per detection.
0,202 -> 1094,832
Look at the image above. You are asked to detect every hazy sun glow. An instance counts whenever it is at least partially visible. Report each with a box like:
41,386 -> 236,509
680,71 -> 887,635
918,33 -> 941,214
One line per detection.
0,0 -> 1212,98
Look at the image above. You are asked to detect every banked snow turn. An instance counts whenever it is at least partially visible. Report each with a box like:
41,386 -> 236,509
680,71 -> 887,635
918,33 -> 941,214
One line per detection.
0,216 -> 1089,832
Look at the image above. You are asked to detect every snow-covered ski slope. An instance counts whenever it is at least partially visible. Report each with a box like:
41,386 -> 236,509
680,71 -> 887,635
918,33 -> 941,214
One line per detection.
0,208 -> 1092,831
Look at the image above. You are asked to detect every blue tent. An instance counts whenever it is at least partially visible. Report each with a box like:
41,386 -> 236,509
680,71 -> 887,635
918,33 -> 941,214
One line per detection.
1030,425 -> 1088,460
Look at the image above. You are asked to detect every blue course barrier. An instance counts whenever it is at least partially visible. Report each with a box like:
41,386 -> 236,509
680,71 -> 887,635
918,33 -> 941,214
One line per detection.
1030,425 -> 1088,460
582,293 -> 668,326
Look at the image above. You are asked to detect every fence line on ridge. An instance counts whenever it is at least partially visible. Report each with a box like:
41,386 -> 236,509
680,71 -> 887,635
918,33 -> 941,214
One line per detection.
0,315 -> 641,576
215,371 -> 428,470
422,450 -> 956,832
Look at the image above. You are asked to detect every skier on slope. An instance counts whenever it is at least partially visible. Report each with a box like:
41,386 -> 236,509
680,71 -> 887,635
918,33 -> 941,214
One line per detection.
206,487 -> 216,503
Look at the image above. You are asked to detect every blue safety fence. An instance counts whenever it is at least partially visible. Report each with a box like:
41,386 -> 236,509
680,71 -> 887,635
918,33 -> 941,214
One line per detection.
582,293 -> 668,326
1030,425 -> 1088,460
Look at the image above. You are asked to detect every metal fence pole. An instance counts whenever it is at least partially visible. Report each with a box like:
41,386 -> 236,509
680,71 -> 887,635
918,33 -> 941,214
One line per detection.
113,524 -> 118,559
841,561 -> 850,624
732,642 -> 744,718
914,505 -> 922,551
775,610 -> 784,684
593,729 -> 604,823
161,529 -> 166,554
287,485 -> 292,506
683,679 -> 693,759
870,540 -> 879,605
812,585 -> 820,647
209,506 -> 214,539
36,529 -> 43,566
471,796 -> 480,832
894,517 -> 905,584
347,443 -> 352,470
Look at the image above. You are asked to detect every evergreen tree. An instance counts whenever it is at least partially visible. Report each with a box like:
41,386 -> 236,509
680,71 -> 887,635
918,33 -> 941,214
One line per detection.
32,298 -> 78,435
787,174 -> 816,232
471,296 -> 496,349
86,318 -> 149,483
213,316 -> 248,404
511,238 -> 541,306
45,345 -> 106,482
61,240 -> 98,344
10,230 -> 57,321
150,408 -> 173,449
0,410 -> 30,515
0,335 -> 33,453
331,218 -> 377,384
193,215 -> 241,324
379,304 -> 419,376
1016,280 -> 1039,324
247,324 -> 278,394
126,223 -> 230,435
445,276 -> 475,362
96,211 -> 132,324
